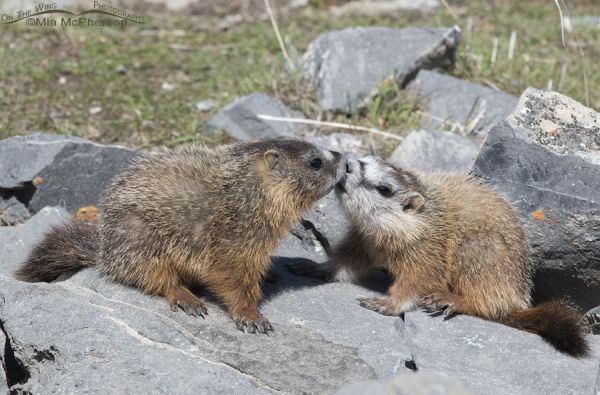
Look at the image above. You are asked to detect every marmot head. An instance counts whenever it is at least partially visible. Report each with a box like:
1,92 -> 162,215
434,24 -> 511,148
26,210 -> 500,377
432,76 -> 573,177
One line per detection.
336,156 -> 426,239
250,139 -> 346,209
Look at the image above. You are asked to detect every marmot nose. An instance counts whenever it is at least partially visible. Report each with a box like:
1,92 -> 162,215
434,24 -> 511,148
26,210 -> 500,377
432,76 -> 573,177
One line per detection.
346,159 -> 359,174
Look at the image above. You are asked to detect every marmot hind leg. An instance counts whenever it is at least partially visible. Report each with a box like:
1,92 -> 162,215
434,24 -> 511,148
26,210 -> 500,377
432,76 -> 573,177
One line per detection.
422,234 -> 530,320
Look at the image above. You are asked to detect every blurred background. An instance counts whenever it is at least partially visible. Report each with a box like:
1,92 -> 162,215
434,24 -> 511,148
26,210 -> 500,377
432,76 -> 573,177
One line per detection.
0,0 -> 598,153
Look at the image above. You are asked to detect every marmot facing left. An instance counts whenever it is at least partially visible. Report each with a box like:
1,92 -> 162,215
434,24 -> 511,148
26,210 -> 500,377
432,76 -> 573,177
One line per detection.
17,139 -> 346,334
291,156 -> 588,356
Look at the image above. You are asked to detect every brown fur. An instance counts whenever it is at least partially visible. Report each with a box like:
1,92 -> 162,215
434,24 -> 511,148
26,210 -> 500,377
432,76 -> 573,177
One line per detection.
16,139 -> 345,333
15,221 -> 98,282
290,156 -> 588,356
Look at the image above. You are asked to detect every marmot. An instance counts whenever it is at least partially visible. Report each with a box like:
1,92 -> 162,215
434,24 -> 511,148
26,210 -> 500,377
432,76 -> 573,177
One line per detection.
16,139 -> 346,334
289,156 -> 588,356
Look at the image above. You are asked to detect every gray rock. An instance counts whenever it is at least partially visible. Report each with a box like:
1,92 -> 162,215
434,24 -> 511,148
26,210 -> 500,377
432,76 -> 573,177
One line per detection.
0,328 -> 8,393
195,99 -> 217,112
388,129 -> 479,172
396,311 -> 599,395
1,276 -> 279,395
335,371 -> 474,395
207,93 -> 305,141
302,191 -> 350,255
3,221 -> 379,394
0,207 -> 69,276
115,64 -> 128,75
0,134 -> 85,189
303,27 -> 460,113
2,205 -> 599,394
408,70 -> 518,138
0,134 -> 137,214
0,197 -> 30,226
307,133 -> 365,155
471,88 -> 600,311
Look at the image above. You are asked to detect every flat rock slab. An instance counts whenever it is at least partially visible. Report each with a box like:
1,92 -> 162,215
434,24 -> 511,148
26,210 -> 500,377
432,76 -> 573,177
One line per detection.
388,129 -> 479,172
397,311 -> 599,395
408,70 -> 518,138
471,88 -> 600,311
303,26 -> 460,113
0,134 -> 137,214
2,207 -> 599,394
207,92 -> 305,141
335,371 -> 474,395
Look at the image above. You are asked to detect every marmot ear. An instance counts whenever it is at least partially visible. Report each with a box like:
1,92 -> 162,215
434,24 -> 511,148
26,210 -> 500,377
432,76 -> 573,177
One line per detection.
401,192 -> 425,213
263,149 -> 281,170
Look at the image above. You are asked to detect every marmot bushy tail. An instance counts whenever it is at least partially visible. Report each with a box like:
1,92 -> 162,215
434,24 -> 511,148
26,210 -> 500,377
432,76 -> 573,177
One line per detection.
503,302 -> 588,357
289,156 -> 589,357
15,221 -> 98,282
16,139 -> 346,334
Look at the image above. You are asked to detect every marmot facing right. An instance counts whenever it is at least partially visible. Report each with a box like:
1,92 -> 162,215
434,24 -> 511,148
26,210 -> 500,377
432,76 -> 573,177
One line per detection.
291,156 -> 588,356
17,139 -> 345,334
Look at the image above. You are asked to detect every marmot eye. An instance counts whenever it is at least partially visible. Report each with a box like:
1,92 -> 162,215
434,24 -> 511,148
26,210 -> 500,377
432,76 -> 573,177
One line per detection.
376,185 -> 393,197
310,157 -> 322,170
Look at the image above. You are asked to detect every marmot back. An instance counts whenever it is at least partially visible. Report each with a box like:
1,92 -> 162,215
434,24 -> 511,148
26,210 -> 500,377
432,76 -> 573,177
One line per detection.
17,139 -> 346,334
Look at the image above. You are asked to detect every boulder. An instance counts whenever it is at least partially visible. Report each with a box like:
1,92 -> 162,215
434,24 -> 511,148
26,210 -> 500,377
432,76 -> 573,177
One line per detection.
303,26 -> 460,113
471,88 -> 600,311
0,207 -> 69,275
0,134 -> 137,214
207,93 -> 305,141
2,207 -> 384,394
408,70 -> 518,138
0,197 -> 30,226
2,207 -> 599,394
0,134 -> 85,189
388,129 -> 479,172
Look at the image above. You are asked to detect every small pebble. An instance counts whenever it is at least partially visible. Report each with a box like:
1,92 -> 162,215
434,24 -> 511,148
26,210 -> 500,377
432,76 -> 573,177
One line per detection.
115,64 -> 128,75
161,82 -> 176,92
195,100 -> 216,112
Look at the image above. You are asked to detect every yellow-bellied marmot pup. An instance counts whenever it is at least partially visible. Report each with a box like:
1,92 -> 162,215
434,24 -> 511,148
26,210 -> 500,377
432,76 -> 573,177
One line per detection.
16,139 -> 345,334
290,156 -> 588,356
